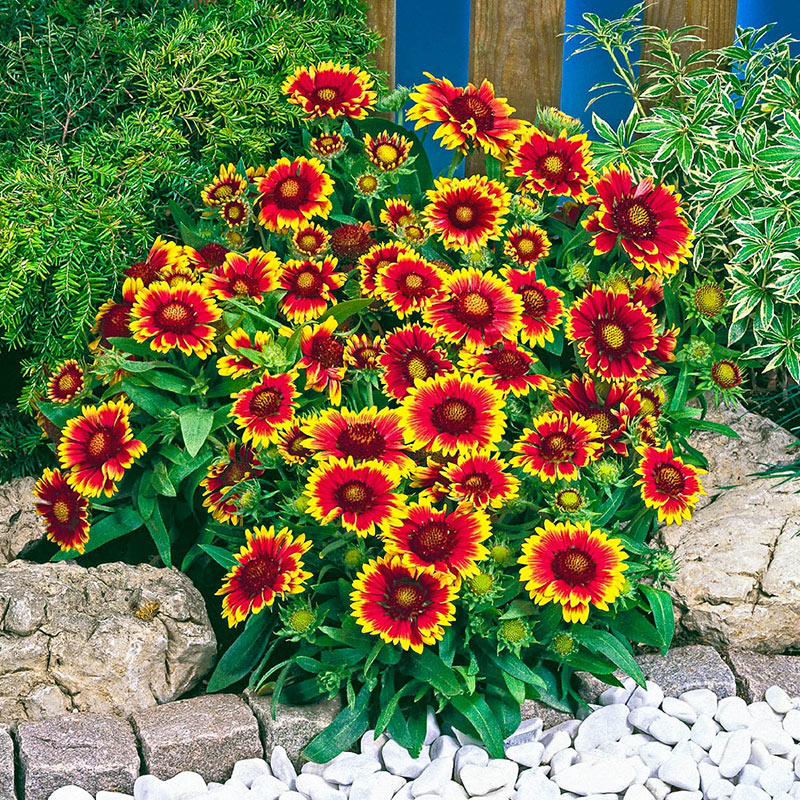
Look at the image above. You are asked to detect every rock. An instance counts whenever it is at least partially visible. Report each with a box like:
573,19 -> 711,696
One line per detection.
244,692 -> 343,769
541,729 -> 572,763
625,786 -> 657,800
728,652 -> 800,703
666,793 -> 702,800
270,746 -> 297,789
629,707 -> 663,734
0,725 -> 14,800
716,698 -> 754,732
550,748 -> 578,774
750,719 -> 793,755
785,709 -> 800,741
680,689 -> 719,718
232,758 -> 272,788
661,698 -> 697,725
504,718 -> 542,747
349,771 -> 404,800
629,683 -> 665,711
691,714 -> 721,750
382,741 -> 430,779
360,730 -> 388,758
0,561 -> 215,723
132,694 -> 261,782
646,777 -> 671,800
322,753 -> 380,785
408,756 -> 452,796
430,735 -> 459,760
293,774 -> 345,800
555,758 -> 637,795
0,477 -> 44,563
96,793 -> 134,800
659,403 -> 800,654
758,764 -> 794,797
251,772 -> 290,800
163,771 -> 206,797
454,745 -> 488,776
658,752 -> 700,791
732,786 -> 770,800
458,763 -> 509,796
765,686 -> 794,714
639,742 -> 673,773
17,713 -> 139,800
46,789 -> 94,800
574,705 -> 633,751
719,730 -> 752,779
515,770 -> 560,800
600,678 -> 637,706
520,698 -> 573,728
439,780 -> 468,800
649,715 -> 691,745
505,741 -> 543,767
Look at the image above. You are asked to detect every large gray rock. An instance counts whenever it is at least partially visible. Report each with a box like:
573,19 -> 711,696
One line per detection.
132,694 -> 262,782
726,650 -> 800,702
244,690 -> 343,767
658,402 -> 800,653
0,725 -> 14,800
16,713 -> 139,800
0,477 -> 44,564
520,699 -> 572,729
0,560 -> 216,723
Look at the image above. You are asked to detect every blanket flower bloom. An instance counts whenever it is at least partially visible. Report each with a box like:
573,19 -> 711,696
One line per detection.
282,62 -> 376,119
33,468 -> 91,553
635,444 -> 706,525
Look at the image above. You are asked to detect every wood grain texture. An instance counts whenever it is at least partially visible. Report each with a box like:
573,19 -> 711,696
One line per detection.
643,0 -> 737,53
366,0 -> 396,89
469,0 -> 567,123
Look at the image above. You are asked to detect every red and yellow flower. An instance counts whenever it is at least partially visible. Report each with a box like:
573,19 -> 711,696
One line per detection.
375,253 -> 445,318
309,131 -> 347,159
364,131 -> 413,171
504,224 -> 551,266
33,468 -> 91,553
378,324 -> 454,400
124,236 -> 186,286
296,316 -> 346,404
201,442 -> 264,525
304,457 -> 405,537
425,267 -> 522,352
711,359 -> 743,390
230,372 -> 297,447
351,555 -> 457,652
58,398 -> 146,497
507,127 -> 594,200
218,525 -> 312,627
399,372 -> 506,456
358,241 -> 410,296
503,267 -> 565,348
291,223 -> 330,257
201,163 -> 248,207
383,503 -> 491,581
441,451 -> 520,510
282,61 -> 376,119
91,277 -> 143,350
343,333 -> 382,370
584,166 -> 692,276
219,196 -> 250,228
217,328 -> 273,379
330,222 -> 374,263
410,458 -> 452,504
424,175 -> 510,251
303,406 -> 414,475
46,360 -> 85,405
459,343 -> 551,397
184,242 -> 229,273
129,279 -> 221,358
203,249 -> 282,304
565,288 -> 658,381
407,74 -> 522,157
635,443 -> 706,525
279,256 -> 344,323
380,198 -> 417,232
510,411 -> 602,482
257,157 -> 334,231
276,416 -> 315,465
519,520 -> 628,623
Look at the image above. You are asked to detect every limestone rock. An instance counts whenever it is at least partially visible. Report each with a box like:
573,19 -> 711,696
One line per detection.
0,560 -> 216,723
0,725 -> 14,800
726,651 -> 800,702
0,477 -> 44,564
657,402 -> 800,653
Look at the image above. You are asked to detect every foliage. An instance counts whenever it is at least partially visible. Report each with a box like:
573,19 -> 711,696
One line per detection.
31,66 -> 725,761
569,5 -> 800,381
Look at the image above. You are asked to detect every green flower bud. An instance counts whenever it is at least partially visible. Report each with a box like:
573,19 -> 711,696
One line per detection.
550,631 -> 577,656
344,547 -> 364,569
468,572 -> 495,596
490,544 -> 511,565
288,608 -> 315,633
499,619 -> 527,644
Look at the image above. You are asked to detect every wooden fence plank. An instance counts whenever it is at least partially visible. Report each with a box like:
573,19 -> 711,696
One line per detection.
644,0 -> 738,54
366,0 -> 396,89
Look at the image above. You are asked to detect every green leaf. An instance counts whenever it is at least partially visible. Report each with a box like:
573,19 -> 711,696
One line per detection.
450,694 -> 505,759
179,406 -> 215,457
484,649 -> 547,691
576,628 -> 645,686
302,685 -> 371,762
669,363 -> 690,412
35,400 -> 78,430
640,585 -> 675,655
52,507 -> 144,561
150,460 -> 177,497
207,611 -> 274,693
612,609 -> 664,649
144,499 -> 173,567
317,297 -> 374,327
198,544 -> 238,570
412,649 -> 463,696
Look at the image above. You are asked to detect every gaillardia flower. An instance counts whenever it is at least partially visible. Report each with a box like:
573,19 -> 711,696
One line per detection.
351,555 -> 457,653
203,249 -> 282,304
46,360 -> 85,405
201,442 -> 264,525
519,520 -> 628,623
459,343 -> 551,397
330,222 -> 374,263
504,224 -> 551,266
380,198 -> 417,232
694,282 -> 726,319
503,267 -> 564,347
511,411 -> 602,482
424,175 -> 510,251
217,328 -> 274,379
230,372 -> 297,447
33,468 -> 91,553
375,253 -> 445,318
425,267 -> 522,352
441,451 -> 520,509
710,359 -> 743,391
91,277 -> 143,350
378,324 -> 454,400
399,372 -> 506,456
257,157 -> 334,231
303,406 -> 414,474
584,166 -> 692,276
635,444 -> 706,525
565,288 -> 658,381
304,457 -> 404,537
358,241 -> 410,296
279,256 -> 345,323
410,458 -> 451,504
201,163 -> 248,207
382,503 -> 491,580
58,399 -> 146,497
364,131 -> 413,171
282,62 -> 376,119
407,74 -> 522,157
218,525 -> 312,627
296,316 -> 346,404
125,236 -> 186,286
129,280 -> 221,359
292,223 -> 330,257
343,333 -> 382,370
507,127 -> 594,200
309,131 -> 347,159
276,416 -> 315,465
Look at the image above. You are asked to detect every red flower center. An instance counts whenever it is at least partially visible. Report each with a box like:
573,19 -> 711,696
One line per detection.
294,269 -> 323,297
102,304 -> 132,338
409,520 -> 453,561
311,336 -> 345,369
314,86 -> 340,104
57,372 -> 80,393
387,579 -> 428,617
463,473 -> 492,492
521,287 -> 546,318
337,423 -> 385,460
653,464 -> 685,496
551,547 -> 595,585
52,497 -> 72,524
337,479 -> 374,512
286,429 -> 312,457
449,94 -> 495,132
274,177 -> 308,209
400,271 -> 427,294
238,556 -> 281,597
199,243 -> 229,267
222,462 -> 248,485
404,224 -> 426,241
250,388 -> 283,418
332,225 -> 372,259
403,352 -> 435,383
597,321 -> 629,354
231,277 -> 255,296
488,349 -> 528,378
588,408 -> 615,435
539,153 -> 568,181
612,199 -> 657,239
454,291 -> 493,325
297,233 -> 321,252
431,398 -> 476,435
86,429 -> 114,462
156,301 -> 194,331
540,432 -> 574,461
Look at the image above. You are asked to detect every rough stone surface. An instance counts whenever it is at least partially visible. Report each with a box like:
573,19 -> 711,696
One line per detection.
16,713 -> 139,800
521,699 -> 573,729
132,694 -> 262,782
657,402 -> 800,653
0,560 -> 216,723
727,650 -> 800,702
244,691 -> 343,768
0,724 -> 14,800
0,477 -> 44,565
578,646 -> 736,702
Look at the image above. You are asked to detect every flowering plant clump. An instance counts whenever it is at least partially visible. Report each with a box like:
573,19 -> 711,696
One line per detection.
33,63 -> 725,761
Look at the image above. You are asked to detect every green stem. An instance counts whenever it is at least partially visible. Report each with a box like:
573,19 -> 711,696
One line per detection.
446,149 -> 465,178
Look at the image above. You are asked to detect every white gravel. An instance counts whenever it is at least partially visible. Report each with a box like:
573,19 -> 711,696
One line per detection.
47,681 -> 800,800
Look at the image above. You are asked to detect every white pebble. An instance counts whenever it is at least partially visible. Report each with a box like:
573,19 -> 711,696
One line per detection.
666,792 -> 702,800
749,741 -> 774,770
662,698 -> 698,725
294,773 -> 345,800
732,786 -> 770,800
233,759 -> 272,788
784,709 -> 800,741
625,785 -> 657,800
706,779 -> 735,800
505,718 -> 542,747
349,771 -> 404,800
250,773 -> 290,800
750,719 -> 794,755
646,778 -> 671,800
554,757 -> 637,795
710,733 -> 733,765
96,794 -> 134,800
649,716 -> 692,745
455,745 -> 488,776
680,689 -> 719,719
758,763 -> 794,797
439,780 -> 467,800
551,748 -> 578,774
698,762 -> 721,793
599,677 -> 637,706
716,698 -> 754,732
47,789 -> 94,800
629,682 -> 665,711
505,740 -> 543,768
278,793 -> 307,800
639,742 -> 674,774
621,733 -> 653,756
459,763 -> 508,796
452,727 -> 482,747
409,757 -> 452,796
541,730 -> 573,763
323,753 -> 380,785
133,776 -> 168,800
423,708 -> 439,746
692,714 -> 721,750
515,769 -> 561,800
658,752 -> 700,791
360,730 -> 388,758
271,746 -> 298,789
719,730 -> 752,779
738,765 -> 763,786
430,735 -> 459,760
383,741 -> 431,779
766,687 -> 794,715
575,704 -> 633,752
751,703 -> 781,723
